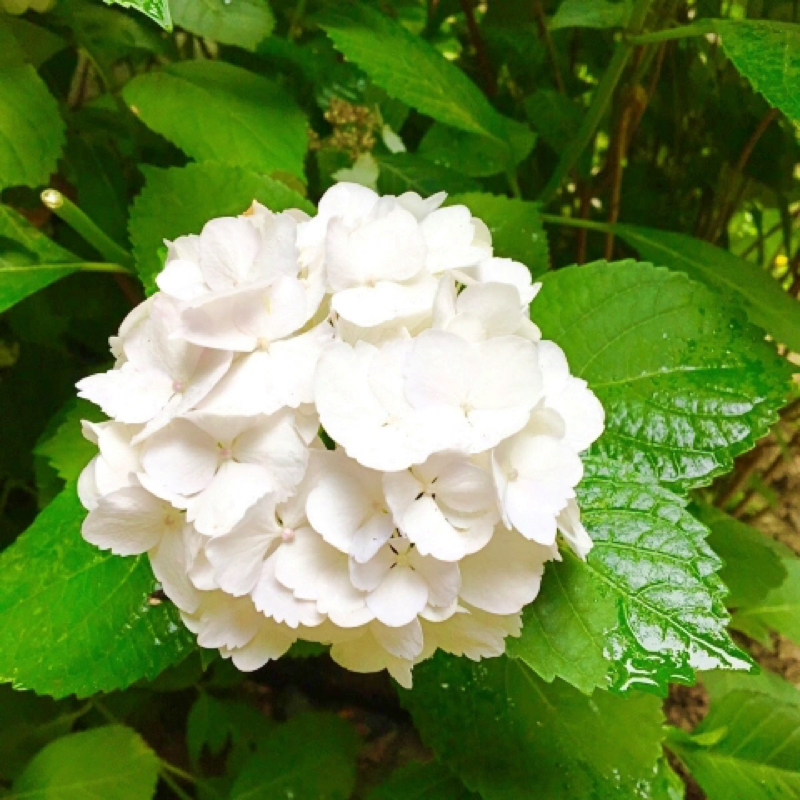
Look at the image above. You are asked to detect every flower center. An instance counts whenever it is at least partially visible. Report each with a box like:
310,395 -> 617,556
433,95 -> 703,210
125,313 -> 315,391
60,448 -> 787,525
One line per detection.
218,446 -> 233,460
507,468 -> 519,481
172,379 -> 185,393
281,527 -> 295,542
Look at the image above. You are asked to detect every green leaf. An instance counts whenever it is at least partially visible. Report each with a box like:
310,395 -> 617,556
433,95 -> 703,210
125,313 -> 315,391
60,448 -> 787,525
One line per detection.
0,65 -> 65,191
123,61 -> 307,179
102,0 -> 172,30
129,162 -> 313,292
402,654 -> 665,799
523,89 -> 584,156
418,122 -> 534,177
13,725 -> 159,800
0,16 -> 66,68
0,206 -> 85,314
35,398 -> 105,482
695,504 -> 788,610
703,668 -> 800,708
0,487 -> 193,698
667,690 -> 800,799
170,0 -> 274,51
509,458 -> 752,694
230,713 -> 359,800
612,224 -> 800,353
367,761 -> 478,800
534,260 -> 792,490
449,193 -> 550,277
715,21 -> 800,125
733,557 -> 800,645
550,0 -> 631,30
319,4 -> 526,152
374,153 -> 481,196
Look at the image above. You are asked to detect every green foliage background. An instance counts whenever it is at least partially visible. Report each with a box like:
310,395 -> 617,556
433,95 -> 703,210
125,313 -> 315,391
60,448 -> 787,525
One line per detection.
0,0 -> 798,797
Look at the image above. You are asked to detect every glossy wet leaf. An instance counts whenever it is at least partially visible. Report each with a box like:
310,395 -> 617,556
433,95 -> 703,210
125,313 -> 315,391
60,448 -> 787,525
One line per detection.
129,162 -> 312,292
13,725 -> 159,800
170,0 -> 274,51
716,20 -> 800,125
0,65 -> 65,191
124,61 -> 307,179
0,487 -> 193,698
695,504 -> 788,610
667,690 -> 800,799
509,458 -> 752,694
613,224 -> 800,353
102,0 -> 172,30
367,761 -> 478,799
318,3 -> 526,154
534,260 -> 792,490
230,713 -> 359,800
403,653 -> 665,799
450,193 -> 549,277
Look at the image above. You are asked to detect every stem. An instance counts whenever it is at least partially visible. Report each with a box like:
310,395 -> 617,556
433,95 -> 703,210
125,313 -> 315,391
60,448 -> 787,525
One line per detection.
626,19 -> 716,44
41,189 -> 134,269
159,768 -> 194,800
538,0 -> 655,205
459,0 -> 495,96
532,0 -> 565,93
540,213 -> 612,234
506,170 -> 522,198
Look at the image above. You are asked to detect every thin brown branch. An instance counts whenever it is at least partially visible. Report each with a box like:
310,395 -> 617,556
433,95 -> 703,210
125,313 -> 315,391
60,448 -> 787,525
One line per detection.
576,183 -> 591,264
459,0 -> 495,96
532,0 -> 565,93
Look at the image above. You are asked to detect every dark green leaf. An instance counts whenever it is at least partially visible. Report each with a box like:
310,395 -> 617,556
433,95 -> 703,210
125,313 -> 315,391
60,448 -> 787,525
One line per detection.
695,504 -> 787,610
123,61 -> 307,179
0,65 -> 65,191
367,761 -> 478,800
523,89 -> 583,155
613,224 -> 800,353
402,653 -> 665,799
534,260 -> 792,490
449,193 -> 549,277
0,16 -> 66,68
374,153 -> 480,196
129,162 -> 313,292
319,4 -> 525,152
550,0 -> 631,30
716,21 -> 800,125
230,713 -> 359,800
0,487 -> 193,698
35,398 -> 105,482
667,690 -> 800,799
418,122 -> 534,177
509,458 -> 752,694
102,0 -> 172,30
13,725 -> 159,800
170,0 -> 274,50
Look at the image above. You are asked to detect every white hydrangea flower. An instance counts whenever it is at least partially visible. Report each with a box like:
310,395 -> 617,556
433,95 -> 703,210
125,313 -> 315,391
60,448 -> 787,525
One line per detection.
76,182 -> 604,686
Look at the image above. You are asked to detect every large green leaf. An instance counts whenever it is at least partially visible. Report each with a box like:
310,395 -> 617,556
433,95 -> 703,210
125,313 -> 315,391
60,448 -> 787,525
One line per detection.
0,65 -> 65,191
318,4 -> 528,155
695,504 -> 788,611
374,153 -> 481,197
550,0 -> 631,30
123,61 -> 307,179
170,0 -> 274,50
129,162 -> 313,292
450,193 -> 550,277
367,761 -> 478,800
0,487 -> 193,698
534,260 -> 791,490
508,458 -> 752,694
733,557 -> 800,645
402,654 -> 665,799
703,668 -> 800,707
102,0 -> 172,30
613,224 -> 800,353
0,16 -> 66,68
13,725 -> 159,800
667,690 -> 800,799
0,206 -> 86,314
230,713 -> 359,799
716,20 -> 800,125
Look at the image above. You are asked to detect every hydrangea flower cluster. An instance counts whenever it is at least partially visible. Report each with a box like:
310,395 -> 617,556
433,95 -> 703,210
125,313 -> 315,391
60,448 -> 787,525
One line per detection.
76,183 -> 604,687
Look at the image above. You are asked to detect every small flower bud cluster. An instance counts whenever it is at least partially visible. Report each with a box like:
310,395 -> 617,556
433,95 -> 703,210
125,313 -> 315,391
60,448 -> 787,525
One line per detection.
77,183 -> 604,686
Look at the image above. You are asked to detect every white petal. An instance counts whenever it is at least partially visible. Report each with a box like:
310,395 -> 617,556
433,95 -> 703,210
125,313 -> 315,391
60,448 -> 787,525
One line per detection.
82,487 -> 168,555
405,330 -> 476,409
557,498 -> 594,559
331,276 -> 437,328
409,551 -> 461,608
251,553 -> 324,628
366,565 -> 428,627
198,216 -> 261,291
371,619 -> 423,660
156,258 -> 205,301
349,545 -> 394,591
226,620 -> 296,671
149,523 -> 200,613
76,365 -> 173,424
